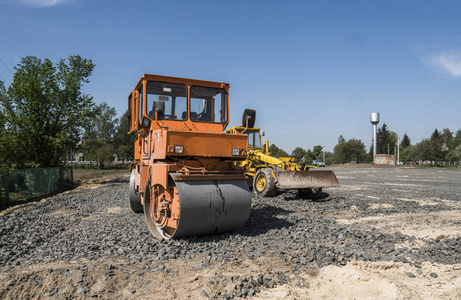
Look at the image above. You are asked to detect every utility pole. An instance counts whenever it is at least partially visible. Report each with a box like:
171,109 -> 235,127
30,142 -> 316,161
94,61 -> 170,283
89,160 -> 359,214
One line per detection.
397,136 -> 400,166
323,146 -> 325,162
387,143 -> 390,165
394,145 -> 396,162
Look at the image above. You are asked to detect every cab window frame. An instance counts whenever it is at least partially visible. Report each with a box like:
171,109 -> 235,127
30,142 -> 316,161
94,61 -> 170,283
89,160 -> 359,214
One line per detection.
145,81 -> 188,121
189,85 -> 228,124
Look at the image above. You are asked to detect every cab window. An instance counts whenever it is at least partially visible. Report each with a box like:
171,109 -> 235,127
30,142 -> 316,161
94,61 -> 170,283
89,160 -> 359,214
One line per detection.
128,93 -> 133,132
190,86 -> 227,123
138,85 -> 143,126
244,131 -> 261,148
146,81 -> 187,120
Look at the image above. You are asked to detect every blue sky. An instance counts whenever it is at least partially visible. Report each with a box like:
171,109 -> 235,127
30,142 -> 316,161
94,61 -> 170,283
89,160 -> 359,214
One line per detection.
1,0 -> 461,153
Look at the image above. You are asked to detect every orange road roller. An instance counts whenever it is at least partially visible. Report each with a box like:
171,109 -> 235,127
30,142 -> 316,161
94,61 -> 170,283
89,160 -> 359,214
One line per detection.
127,74 -> 251,239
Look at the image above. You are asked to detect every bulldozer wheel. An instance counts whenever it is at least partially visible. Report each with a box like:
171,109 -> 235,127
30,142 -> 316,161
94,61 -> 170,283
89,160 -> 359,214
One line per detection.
298,187 -> 323,200
129,168 -> 143,213
253,168 -> 277,197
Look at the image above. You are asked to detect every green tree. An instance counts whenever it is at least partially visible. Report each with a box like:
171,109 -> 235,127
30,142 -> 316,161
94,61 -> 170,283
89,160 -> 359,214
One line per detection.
333,135 -> 347,164
427,129 -> 446,161
302,145 -> 324,163
452,129 -> 461,148
0,55 -> 95,168
399,129 -> 460,163
83,102 -> 118,141
312,145 -> 323,159
441,128 -> 453,150
446,145 -> 461,163
332,136 -> 366,164
338,135 -> 346,144
82,102 -> 119,167
411,138 -> 445,162
0,82 -> 7,168
366,145 -> 373,163
0,129 -> 6,168
430,129 -> 441,141
268,144 -> 289,158
323,151 -> 334,165
303,149 -> 314,162
377,123 -> 397,155
401,145 -> 419,162
346,139 -> 367,163
400,133 -> 411,149
415,139 -> 431,161
82,139 -> 114,168
291,147 -> 306,162
114,111 -> 137,163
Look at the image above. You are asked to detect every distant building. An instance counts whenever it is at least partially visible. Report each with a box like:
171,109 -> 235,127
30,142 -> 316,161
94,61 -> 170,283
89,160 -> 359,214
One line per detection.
66,151 -> 133,166
374,154 -> 395,166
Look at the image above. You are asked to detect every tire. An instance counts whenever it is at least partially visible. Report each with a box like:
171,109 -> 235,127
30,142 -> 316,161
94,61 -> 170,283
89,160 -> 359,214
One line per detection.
129,168 -> 143,213
298,187 -> 323,200
253,168 -> 277,197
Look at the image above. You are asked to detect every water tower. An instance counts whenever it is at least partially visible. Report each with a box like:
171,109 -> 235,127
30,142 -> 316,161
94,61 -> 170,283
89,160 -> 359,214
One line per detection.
370,112 -> 380,161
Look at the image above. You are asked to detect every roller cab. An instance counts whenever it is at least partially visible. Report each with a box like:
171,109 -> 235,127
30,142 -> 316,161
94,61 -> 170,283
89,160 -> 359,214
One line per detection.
127,74 -> 251,239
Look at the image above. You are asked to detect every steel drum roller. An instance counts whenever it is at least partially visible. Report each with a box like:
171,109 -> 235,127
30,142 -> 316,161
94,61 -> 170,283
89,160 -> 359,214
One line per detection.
145,174 -> 251,239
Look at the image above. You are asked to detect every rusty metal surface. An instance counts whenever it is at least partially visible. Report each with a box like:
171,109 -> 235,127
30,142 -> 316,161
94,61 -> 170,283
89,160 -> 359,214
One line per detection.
274,170 -> 340,189
170,174 -> 251,238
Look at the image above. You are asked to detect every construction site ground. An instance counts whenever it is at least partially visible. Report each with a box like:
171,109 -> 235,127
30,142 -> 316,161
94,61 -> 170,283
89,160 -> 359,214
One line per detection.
1,166 -> 460,299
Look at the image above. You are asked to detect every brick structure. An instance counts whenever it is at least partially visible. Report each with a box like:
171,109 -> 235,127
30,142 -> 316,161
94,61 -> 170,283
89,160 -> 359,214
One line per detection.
374,154 -> 395,165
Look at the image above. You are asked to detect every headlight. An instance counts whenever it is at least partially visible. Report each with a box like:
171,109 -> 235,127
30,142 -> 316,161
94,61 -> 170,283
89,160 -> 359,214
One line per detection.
175,145 -> 184,154
232,148 -> 240,156
241,149 -> 247,156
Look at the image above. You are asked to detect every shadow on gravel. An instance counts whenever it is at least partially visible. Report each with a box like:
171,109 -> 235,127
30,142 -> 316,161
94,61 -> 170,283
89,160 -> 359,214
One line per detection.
184,205 -> 295,243
185,205 -> 294,242
282,192 -> 333,202
243,205 -> 294,236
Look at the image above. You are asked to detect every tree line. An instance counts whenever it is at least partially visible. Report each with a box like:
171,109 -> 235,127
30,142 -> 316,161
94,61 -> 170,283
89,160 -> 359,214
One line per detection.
269,123 -> 461,165
366,123 -> 461,164
400,128 -> 461,163
268,143 -> 334,164
0,55 -> 134,169
2,55 -> 460,169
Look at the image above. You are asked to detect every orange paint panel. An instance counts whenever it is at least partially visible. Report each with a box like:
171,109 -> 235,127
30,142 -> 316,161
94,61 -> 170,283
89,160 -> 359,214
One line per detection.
139,164 -> 149,199
150,163 -> 170,188
150,130 -> 247,159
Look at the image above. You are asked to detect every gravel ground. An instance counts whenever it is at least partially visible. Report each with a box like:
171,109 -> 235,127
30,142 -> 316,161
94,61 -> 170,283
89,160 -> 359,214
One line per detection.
0,166 -> 460,299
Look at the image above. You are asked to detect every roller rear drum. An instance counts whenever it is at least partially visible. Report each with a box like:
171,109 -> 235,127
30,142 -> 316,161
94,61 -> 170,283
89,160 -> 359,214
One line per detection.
129,168 -> 143,213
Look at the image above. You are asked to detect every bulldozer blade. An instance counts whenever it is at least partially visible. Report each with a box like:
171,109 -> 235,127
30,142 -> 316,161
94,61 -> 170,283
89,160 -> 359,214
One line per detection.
274,170 -> 340,189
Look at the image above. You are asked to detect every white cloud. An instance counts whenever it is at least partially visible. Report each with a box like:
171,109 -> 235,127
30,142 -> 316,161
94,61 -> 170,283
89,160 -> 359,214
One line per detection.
430,53 -> 461,77
20,0 -> 73,7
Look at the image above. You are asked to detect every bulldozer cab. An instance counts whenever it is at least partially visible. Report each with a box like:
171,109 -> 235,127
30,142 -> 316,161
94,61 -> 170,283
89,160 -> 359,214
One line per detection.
243,129 -> 262,149
226,127 -> 263,150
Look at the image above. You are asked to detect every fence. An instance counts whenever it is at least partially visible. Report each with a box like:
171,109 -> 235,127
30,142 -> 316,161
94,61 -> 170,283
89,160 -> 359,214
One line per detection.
403,161 -> 461,166
0,168 -> 73,208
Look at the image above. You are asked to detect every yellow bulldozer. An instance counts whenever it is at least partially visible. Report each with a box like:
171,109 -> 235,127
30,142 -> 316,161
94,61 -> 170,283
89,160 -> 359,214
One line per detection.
227,109 -> 339,199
